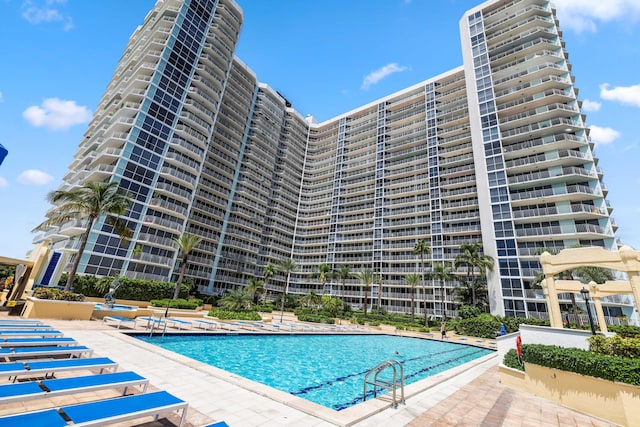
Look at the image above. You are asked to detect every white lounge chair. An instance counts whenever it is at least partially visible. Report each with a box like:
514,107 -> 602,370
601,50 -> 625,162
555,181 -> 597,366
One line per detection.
103,316 -> 136,329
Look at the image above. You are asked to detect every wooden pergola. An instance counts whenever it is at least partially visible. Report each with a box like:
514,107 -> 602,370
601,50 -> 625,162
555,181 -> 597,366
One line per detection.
540,246 -> 640,332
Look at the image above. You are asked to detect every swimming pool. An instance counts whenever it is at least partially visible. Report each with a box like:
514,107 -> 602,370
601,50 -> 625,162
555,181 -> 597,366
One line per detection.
136,334 -> 492,410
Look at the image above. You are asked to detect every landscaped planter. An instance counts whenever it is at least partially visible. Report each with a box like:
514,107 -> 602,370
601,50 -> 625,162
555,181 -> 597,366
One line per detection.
499,363 -> 640,426
22,297 -> 96,320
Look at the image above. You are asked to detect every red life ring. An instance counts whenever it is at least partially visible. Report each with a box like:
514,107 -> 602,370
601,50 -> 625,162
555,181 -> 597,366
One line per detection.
516,336 -> 522,357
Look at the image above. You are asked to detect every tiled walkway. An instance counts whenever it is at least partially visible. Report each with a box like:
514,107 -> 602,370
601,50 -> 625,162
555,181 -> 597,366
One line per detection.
1,316 -> 622,426
405,366 -> 618,427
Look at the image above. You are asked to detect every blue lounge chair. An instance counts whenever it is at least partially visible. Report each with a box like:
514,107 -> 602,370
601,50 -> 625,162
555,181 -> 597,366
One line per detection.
0,371 -> 148,404
0,408 -> 65,427
136,317 -> 166,329
0,356 -> 118,380
0,337 -> 77,347
0,345 -> 93,361
0,329 -> 64,338
0,324 -> 54,329
0,319 -> 44,325
194,319 -> 219,330
61,390 -> 188,426
166,318 -> 193,330
103,316 -> 136,329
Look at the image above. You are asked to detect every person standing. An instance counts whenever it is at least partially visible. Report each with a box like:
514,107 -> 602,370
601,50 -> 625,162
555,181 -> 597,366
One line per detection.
441,321 -> 447,339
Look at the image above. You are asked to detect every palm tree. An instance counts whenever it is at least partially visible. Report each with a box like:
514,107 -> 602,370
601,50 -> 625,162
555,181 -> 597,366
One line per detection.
413,239 -> 431,323
219,289 -> 251,311
454,242 -> 494,306
263,263 -> 277,301
317,263 -> 333,295
430,261 -> 455,319
172,232 -> 203,299
337,265 -> 352,297
300,291 -> 322,308
278,258 -> 297,323
404,273 -> 420,323
357,269 -> 375,317
246,277 -> 265,304
33,181 -> 132,291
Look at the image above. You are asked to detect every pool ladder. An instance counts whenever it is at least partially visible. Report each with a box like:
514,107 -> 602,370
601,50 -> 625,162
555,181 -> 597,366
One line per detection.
363,359 -> 405,408
147,311 -> 168,338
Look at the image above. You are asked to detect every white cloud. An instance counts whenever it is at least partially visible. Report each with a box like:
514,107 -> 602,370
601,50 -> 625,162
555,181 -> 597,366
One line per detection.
552,0 -> 640,32
600,83 -> 640,107
582,99 -> 601,112
589,125 -> 621,146
21,0 -> 73,31
22,98 -> 91,130
0,177 -> 7,188
361,63 -> 408,90
17,169 -> 53,185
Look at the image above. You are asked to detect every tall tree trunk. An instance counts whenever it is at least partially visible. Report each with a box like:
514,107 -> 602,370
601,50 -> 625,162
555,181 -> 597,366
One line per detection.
65,218 -> 95,292
173,257 -> 187,300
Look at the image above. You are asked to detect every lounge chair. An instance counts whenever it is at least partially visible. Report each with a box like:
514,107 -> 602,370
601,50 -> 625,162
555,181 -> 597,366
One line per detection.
166,318 -> 193,330
0,356 -> 118,380
0,345 -> 93,362
0,324 -> 54,330
0,337 -> 78,347
0,371 -> 148,404
202,422 -> 230,427
136,317 -> 167,330
103,316 -> 136,329
0,390 -> 188,427
0,329 -> 64,338
193,319 -> 219,330
0,319 -> 44,325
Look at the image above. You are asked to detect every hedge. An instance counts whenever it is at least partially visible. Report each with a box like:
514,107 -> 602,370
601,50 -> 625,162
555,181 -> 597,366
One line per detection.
608,324 -> 640,338
297,312 -> 335,324
33,287 -> 86,302
150,298 -> 203,310
207,309 -> 262,321
518,344 -> 640,386
588,335 -> 640,359
65,274 -> 188,301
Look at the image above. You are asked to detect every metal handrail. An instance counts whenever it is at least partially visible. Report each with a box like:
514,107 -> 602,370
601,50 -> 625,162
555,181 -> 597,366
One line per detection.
363,359 -> 406,408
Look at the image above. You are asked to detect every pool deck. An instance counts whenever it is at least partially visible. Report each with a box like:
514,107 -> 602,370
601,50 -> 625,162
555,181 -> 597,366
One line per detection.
0,315 -> 619,427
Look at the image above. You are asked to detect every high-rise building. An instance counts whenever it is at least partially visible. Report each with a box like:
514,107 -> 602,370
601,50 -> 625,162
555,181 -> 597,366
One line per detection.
36,0 -> 630,320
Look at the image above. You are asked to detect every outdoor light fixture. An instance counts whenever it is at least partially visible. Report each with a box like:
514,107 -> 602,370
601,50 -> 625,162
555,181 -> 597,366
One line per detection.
580,287 -> 597,335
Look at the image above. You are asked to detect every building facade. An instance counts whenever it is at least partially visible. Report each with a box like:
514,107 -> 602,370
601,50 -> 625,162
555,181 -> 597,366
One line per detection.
36,0 -> 628,319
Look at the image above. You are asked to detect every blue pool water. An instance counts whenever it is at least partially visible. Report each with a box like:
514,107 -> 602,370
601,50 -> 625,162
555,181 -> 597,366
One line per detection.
136,334 -> 492,410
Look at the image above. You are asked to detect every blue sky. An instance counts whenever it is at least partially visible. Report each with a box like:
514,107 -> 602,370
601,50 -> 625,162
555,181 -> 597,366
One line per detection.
1,0 -> 639,260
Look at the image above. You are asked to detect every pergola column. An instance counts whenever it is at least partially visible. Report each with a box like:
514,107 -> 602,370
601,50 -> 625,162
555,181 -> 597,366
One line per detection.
592,296 -> 608,333
544,274 -> 563,328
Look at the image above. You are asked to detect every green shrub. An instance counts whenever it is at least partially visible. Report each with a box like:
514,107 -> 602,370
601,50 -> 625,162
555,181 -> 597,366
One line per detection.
588,335 -> 640,359
33,287 -> 85,302
254,303 -> 274,312
150,298 -> 202,310
297,312 -> 335,324
521,344 -> 640,386
608,324 -> 640,338
64,274 -> 188,301
454,316 -> 501,339
503,349 -> 524,371
208,309 -> 262,321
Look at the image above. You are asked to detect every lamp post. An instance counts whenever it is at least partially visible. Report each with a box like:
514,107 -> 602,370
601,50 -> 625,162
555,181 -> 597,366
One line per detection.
580,287 -> 597,335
